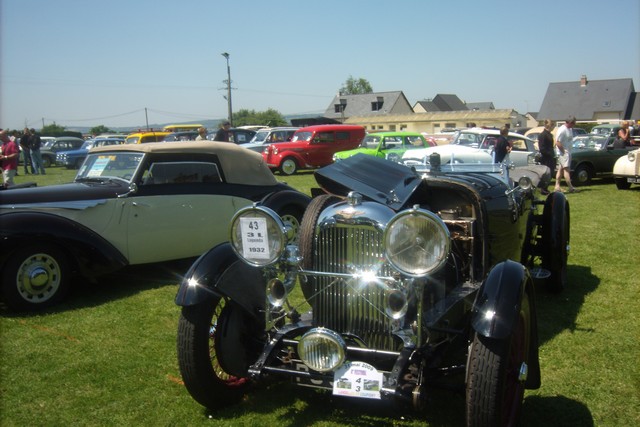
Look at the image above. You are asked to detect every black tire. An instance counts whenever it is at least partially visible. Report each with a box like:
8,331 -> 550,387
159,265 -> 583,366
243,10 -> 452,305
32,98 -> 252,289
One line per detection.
177,298 -> 258,410
466,292 -> 531,427
542,194 -> 570,292
279,157 -> 298,175
42,156 -> 52,168
298,194 -> 341,299
614,177 -> 631,190
573,163 -> 592,186
1,244 -> 70,311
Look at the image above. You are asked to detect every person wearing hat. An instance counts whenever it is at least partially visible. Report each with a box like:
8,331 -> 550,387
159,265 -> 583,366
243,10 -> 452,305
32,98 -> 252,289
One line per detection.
195,127 -> 208,141
1,129 -> 20,187
213,121 -> 231,142
554,116 -> 578,193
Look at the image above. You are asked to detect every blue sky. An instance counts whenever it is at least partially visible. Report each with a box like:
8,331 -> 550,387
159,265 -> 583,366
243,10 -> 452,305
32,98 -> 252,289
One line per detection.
2,0 -> 639,130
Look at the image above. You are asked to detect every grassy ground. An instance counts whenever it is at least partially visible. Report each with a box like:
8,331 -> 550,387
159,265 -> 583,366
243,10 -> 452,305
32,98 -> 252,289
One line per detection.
1,167 -> 639,426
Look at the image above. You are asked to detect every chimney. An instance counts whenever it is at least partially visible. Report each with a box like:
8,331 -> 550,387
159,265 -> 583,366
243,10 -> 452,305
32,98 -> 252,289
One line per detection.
580,75 -> 588,87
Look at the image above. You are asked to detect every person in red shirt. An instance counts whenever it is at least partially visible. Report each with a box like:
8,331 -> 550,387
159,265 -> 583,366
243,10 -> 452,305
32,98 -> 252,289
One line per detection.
1,129 -> 20,187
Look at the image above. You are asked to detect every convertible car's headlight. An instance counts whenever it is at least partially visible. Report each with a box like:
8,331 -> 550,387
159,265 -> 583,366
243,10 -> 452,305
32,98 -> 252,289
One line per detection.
383,208 -> 450,277
629,151 -> 636,162
230,206 -> 287,266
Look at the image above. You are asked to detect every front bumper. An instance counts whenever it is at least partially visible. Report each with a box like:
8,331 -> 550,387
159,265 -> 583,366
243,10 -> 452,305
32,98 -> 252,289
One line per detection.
248,318 -> 415,402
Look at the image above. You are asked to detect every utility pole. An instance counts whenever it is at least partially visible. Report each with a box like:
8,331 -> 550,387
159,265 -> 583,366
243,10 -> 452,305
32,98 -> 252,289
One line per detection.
221,52 -> 233,126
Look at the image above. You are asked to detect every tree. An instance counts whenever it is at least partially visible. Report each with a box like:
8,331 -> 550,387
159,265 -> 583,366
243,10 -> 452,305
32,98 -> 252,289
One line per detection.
90,125 -> 112,135
40,122 -> 82,138
233,108 -> 288,127
41,123 -> 66,136
339,76 -> 373,95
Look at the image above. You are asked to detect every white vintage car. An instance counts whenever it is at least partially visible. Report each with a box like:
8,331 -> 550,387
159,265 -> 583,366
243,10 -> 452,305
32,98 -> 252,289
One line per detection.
613,148 -> 640,189
402,143 -> 494,164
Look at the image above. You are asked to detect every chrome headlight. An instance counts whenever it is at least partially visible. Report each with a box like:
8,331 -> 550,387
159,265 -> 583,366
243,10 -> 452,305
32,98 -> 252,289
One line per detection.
383,207 -> 450,277
230,206 -> 287,267
298,328 -> 346,372
629,151 -> 636,162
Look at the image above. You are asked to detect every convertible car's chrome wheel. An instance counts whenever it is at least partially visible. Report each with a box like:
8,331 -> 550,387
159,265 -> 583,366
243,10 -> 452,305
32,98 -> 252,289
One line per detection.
279,210 -> 301,242
1,245 -> 70,311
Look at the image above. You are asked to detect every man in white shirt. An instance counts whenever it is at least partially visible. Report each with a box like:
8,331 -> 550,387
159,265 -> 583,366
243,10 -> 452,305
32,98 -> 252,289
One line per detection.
554,116 -> 579,193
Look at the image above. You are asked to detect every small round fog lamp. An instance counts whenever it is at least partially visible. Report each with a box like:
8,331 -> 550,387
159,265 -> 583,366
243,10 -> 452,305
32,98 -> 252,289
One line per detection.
298,328 -> 346,373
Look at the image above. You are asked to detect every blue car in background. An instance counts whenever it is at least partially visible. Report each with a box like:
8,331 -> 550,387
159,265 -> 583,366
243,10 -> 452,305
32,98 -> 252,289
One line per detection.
56,137 -> 124,169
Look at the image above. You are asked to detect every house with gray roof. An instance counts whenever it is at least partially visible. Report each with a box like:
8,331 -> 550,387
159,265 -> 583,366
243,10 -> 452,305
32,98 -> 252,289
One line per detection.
467,102 -> 495,111
323,91 -> 413,122
414,94 -> 468,112
538,75 -> 638,122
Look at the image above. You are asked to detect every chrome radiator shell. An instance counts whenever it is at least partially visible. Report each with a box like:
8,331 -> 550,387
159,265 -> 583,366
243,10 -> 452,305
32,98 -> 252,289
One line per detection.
306,202 -> 401,351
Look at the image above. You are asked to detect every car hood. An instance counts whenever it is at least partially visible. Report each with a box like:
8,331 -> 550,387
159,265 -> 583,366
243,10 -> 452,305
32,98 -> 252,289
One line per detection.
314,154 -> 422,211
0,180 -> 128,209
334,147 -> 376,159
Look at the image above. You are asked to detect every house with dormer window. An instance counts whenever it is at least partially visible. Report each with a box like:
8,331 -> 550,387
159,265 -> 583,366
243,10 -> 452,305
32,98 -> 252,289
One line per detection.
538,76 -> 639,122
323,91 -> 414,122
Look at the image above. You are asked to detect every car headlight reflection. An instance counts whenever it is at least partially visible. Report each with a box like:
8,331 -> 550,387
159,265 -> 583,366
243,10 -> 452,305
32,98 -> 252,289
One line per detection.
230,206 -> 286,267
383,208 -> 450,277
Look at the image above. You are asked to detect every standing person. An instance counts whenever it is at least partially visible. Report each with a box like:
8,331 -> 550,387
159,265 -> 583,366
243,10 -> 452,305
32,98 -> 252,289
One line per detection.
29,128 -> 45,175
554,116 -> 578,193
19,128 -> 34,174
1,129 -> 20,187
537,119 -> 556,194
615,121 -> 630,147
213,121 -> 231,142
195,127 -> 208,141
494,125 -> 511,163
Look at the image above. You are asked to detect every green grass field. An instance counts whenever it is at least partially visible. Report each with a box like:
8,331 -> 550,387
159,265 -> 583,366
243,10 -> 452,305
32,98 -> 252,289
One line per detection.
1,167 -> 639,426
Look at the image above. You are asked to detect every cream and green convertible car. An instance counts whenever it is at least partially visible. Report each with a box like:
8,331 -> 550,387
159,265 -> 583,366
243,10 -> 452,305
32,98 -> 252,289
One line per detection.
0,141 -> 310,311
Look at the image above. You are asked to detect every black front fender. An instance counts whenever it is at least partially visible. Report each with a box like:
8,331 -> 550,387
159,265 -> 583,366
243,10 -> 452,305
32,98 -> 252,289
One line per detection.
471,259 -> 531,340
0,211 -> 127,277
175,243 -> 266,319
471,259 -> 541,389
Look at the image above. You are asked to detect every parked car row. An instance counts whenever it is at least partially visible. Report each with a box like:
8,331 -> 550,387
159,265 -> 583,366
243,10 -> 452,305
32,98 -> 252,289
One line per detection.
56,137 -> 125,169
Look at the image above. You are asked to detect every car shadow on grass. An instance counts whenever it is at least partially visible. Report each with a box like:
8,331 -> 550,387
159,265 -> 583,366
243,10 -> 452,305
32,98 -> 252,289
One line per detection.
200,381 -> 466,426
534,265 -> 599,346
521,395 -> 594,426
66,258 -> 196,309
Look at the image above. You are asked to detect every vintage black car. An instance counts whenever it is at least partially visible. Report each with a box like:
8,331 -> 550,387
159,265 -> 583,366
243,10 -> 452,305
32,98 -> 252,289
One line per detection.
175,153 -> 570,426
0,142 -> 310,311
